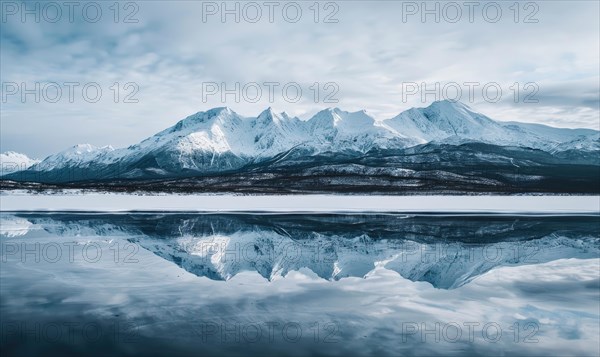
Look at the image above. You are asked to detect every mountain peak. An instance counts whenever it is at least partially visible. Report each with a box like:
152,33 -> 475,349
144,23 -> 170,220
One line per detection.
69,144 -> 98,152
385,99 -> 509,144
171,107 -> 240,133
0,151 -> 40,174
314,107 -> 368,118
256,107 -> 291,127
1,151 -> 23,156
306,108 -> 377,140
207,106 -> 234,115
193,107 -> 237,121
280,111 -> 293,120
426,100 -> 473,113
257,106 -> 276,118
57,144 -> 115,157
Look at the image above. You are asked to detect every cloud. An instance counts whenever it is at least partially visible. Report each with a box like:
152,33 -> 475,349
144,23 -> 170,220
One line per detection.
1,0 -> 598,156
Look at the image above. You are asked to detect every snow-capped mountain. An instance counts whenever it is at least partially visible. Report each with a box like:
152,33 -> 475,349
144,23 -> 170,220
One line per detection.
34,144 -> 115,171
0,152 -> 40,174
501,121 -> 600,152
307,107 -> 416,151
384,100 -> 510,143
3,100 -> 599,185
117,105 -> 412,168
384,100 -> 599,150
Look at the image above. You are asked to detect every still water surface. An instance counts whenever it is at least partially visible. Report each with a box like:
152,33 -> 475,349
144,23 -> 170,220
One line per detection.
1,213 -> 599,356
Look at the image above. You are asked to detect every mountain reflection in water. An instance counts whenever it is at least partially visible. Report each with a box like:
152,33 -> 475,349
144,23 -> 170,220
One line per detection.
1,213 -> 599,357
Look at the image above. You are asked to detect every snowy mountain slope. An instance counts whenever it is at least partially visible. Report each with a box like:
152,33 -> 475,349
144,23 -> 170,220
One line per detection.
111,107 -> 252,176
308,108 -> 417,151
382,100 -> 501,143
382,100 -> 589,150
4,100 -> 599,183
502,121 -> 600,153
502,121 -> 598,142
32,144 -> 115,171
0,152 -> 40,175
123,106 -> 410,169
551,133 -> 600,153
107,107 -> 316,176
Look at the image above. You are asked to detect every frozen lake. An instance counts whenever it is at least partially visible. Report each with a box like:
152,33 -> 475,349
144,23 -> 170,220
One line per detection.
1,193 -> 599,213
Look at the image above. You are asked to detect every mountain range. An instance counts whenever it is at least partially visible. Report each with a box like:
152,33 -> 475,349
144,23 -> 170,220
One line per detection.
1,100 -> 599,193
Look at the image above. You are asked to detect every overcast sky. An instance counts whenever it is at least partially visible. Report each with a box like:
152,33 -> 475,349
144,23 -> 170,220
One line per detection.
1,0 -> 599,157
